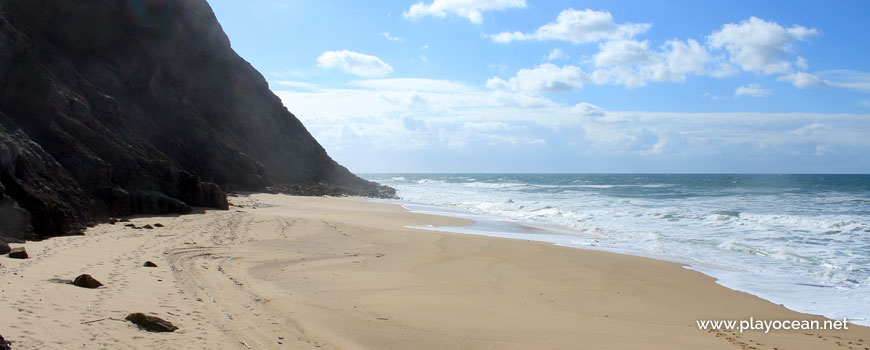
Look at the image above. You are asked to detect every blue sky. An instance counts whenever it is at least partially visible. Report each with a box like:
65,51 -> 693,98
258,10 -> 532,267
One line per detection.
208,0 -> 870,173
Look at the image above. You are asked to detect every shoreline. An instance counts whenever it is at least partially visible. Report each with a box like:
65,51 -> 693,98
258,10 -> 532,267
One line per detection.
1,193 -> 868,349
386,197 -> 870,327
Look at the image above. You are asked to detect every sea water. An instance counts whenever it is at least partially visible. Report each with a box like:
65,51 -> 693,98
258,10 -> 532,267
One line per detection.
362,174 -> 870,325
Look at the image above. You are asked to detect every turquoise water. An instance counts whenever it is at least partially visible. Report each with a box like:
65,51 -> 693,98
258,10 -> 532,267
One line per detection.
362,173 -> 870,324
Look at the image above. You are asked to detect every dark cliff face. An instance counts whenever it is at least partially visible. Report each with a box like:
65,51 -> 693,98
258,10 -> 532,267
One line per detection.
0,0 -> 394,240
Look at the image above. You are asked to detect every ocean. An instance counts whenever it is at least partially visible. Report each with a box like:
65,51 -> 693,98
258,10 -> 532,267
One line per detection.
361,173 -> 870,325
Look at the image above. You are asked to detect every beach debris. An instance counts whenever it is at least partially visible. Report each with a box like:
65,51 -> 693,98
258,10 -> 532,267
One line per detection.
81,317 -> 120,325
125,313 -> 178,332
73,274 -> 104,289
0,243 -> 10,255
143,261 -> 158,267
142,224 -> 154,229
154,223 -> 164,227
8,247 -> 28,259
0,333 -> 11,350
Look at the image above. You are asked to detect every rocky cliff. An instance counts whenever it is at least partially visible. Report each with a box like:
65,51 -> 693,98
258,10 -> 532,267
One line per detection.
0,0 -> 394,241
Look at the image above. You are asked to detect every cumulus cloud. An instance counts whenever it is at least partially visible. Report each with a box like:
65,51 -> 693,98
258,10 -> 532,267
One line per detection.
734,83 -> 772,98
708,17 -> 818,74
587,39 -> 712,87
403,0 -> 526,24
593,39 -> 655,67
487,63 -> 585,92
778,72 -> 827,88
490,8 -> 650,44
317,50 -> 394,77
647,39 -> 712,82
546,48 -> 569,61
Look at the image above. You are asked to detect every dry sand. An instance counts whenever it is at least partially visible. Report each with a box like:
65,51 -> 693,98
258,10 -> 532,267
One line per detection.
1,193 -> 868,349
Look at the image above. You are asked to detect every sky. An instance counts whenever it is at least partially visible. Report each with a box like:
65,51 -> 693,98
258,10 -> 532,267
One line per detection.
207,0 -> 870,173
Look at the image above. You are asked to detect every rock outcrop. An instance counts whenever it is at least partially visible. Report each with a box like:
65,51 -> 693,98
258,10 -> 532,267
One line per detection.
0,0 -> 394,240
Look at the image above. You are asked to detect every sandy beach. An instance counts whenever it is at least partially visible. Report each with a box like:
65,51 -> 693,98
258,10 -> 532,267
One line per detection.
1,193 -> 868,349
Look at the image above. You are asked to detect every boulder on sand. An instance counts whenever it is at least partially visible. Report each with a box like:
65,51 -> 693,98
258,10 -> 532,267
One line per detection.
125,313 -> 178,332
72,274 -> 103,289
8,247 -> 28,259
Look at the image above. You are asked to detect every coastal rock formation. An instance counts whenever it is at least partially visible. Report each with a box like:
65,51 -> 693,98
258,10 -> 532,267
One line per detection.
125,313 -> 178,333
0,0 -> 394,240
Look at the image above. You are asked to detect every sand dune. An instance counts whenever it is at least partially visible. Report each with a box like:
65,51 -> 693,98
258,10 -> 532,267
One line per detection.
1,193 -> 867,349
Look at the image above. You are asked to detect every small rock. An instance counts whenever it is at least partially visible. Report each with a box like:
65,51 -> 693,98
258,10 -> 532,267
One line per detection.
0,243 -> 10,255
142,224 -> 154,229
124,223 -> 136,228
0,333 -> 11,350
72,274 -> 103,289
125,313 -> 178,332
143,261 -> 157,267
153,223 -> 164,227
8,247 -> 28,259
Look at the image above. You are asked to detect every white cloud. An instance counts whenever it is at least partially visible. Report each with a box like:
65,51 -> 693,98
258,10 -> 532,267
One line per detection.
778,72 -> 827,88
646,39 -> 712,82
317,50 -> 394,77
571,102 -> 604,116
735,83 -> 772,98
790,123 -> 827,136
378,91 -> 428,109
708,17 -> 817,74
490,8 -> 650,44
589,66 -> 648,87
487,63 -> 585,92
381,32 -> 402,42
462,121 -> 511,131
490,91 -> 556,108
816,70 -> 870,91
547,48 -> 569,61
594,39 -> 654,67
815,144 -> 832,156
271,80 -> 870,172
404,0 -> 526,24
351,78 -> 472,92
271,80 -> 318,90
795,57 -> 809,70
587,38 -> 712,87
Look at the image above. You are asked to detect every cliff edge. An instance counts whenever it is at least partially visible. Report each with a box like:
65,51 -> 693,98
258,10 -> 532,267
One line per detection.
0,0 -> 394,240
